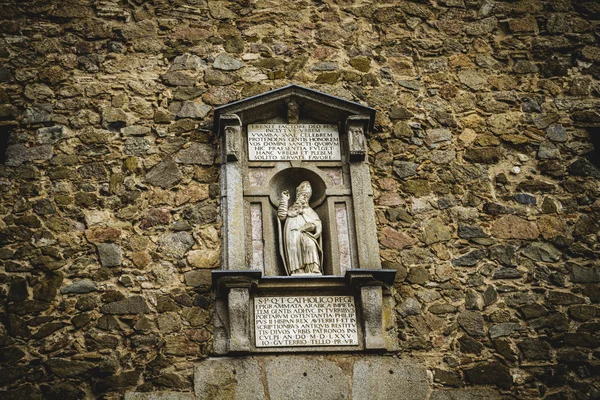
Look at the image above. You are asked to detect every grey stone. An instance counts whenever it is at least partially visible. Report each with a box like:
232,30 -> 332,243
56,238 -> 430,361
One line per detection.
194,358 -> 265,400
263,356 -> 350,400
60,279 -> 97,294
458,70 -> 488,91
126,393 -> 195,400
452,249 -> 487,267
483,286 -> 498,307
184,270 -> 211,287
174,143 -> 216,165
5,144 -> 54,167
352,356 -> 428,400
124,137 -> 151,156
457,311 -> 485,337
521,242 -> 561,262
36,125 -> 67,144
546,124 -> 568,142
492,268 -> 523,279
463,362 -> 512,390
513,193 -> 536,205
170,54 -> 205,71
547,291 -> 585,305
161,71 -> 198,86
45,358 -> 95,377
146,156 -> 183,188
158,231 -> 194,259
393,161 -> 418,179
458,224 -> 487,239
311,62 -> 338,71
397,80 -> 421,90
425,128 -> 452,147
518,338 -> 552,361
489,244 -> 516,267
176,101 -> 211,119
489,323 -> 522,339
537,142 -> 560,159
423,218 -> 452,245
430,149 -> 456,164
122,125 -> 151,136
24,104 -> 53,124
101,295 -> 151,314
465,289 -> 482,310
398,297 -> 422,317
430,388 -> 505,400
568,158 -> 600,179
97,243 -> 122,267
570,265 -> 600,283
213,54 -> 244,71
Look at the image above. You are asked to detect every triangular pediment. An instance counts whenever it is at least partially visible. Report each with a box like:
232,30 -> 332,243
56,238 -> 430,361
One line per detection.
213,84 -> 375,133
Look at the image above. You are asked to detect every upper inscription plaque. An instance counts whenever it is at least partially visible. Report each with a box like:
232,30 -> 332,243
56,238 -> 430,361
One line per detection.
248,124 -> 341,161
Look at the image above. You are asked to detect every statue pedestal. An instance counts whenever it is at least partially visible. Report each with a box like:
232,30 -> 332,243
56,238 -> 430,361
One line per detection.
212,269 -> 396,355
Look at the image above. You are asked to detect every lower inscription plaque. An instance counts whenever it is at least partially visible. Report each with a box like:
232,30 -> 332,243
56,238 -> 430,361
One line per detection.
254,296 -> 358,347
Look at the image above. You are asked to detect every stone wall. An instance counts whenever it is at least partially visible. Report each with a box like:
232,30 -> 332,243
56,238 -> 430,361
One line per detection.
0,0 -> 599,399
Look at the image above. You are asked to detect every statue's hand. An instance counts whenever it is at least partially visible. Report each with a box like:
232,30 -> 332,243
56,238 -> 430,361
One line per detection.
280,190 -> 290,202
299,223 -> 314,233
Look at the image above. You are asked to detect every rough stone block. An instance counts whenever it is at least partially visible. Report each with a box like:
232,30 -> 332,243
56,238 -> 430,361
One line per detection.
352,357 -> 427,400
265,356 -> 350,400
194,358 -> 265,400
125,393 -> 195,400
430,388 -> 506,400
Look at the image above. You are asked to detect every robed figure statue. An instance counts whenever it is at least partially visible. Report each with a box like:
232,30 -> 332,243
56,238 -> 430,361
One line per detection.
277,181 -> 323,275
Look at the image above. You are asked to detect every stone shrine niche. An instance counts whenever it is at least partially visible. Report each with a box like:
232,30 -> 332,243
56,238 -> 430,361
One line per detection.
213,85 -> 396,354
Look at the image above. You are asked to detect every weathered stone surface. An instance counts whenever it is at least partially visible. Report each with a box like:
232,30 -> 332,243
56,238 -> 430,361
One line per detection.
97,243 -> 122,267
518,338 -> 552,361
101,295 -> 151,314
547,291 -> 585,305
489,323 -> 522,339
430,388 -> 504,400
463,362 -> 512,390
60,279 -> 97,294
423,218 -> 452,245
194,358 -> 264,400
457,311 -> 485,337
161,71 -> 198,86
183,270 -> 212,287
174,143 -> 216,165
492,268 -> 523,279
452,249 -> 487,267
570,265 -> 600,283
379,227 -> 417,249
213,54 -> 244,71
352,357 -> 428,400
158,232 -> 194,259
464,147 -> 502,164
567,158 -> 600,179
521,242 -> 561,262
393,161 -> 418,179
491,215 -> 539,239
146,156 -> 183,188
126,393 -> 195,400
176,101 -> 211,119
46,358 -> 95,377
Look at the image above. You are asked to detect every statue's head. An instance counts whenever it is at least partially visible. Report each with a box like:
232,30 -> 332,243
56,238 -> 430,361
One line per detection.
296,181 -> 312,202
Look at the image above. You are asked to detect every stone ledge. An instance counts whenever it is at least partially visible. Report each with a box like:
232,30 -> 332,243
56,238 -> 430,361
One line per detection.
124,392 -> 196,400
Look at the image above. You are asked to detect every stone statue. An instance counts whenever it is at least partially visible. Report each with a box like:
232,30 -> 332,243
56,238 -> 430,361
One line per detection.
277,181 -> 323,275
